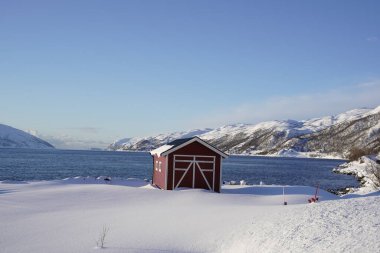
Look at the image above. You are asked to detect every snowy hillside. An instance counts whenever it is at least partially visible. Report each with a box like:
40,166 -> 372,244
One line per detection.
108,128 -> 212,151
109,106 -> 380,158
0,124 -> 54,149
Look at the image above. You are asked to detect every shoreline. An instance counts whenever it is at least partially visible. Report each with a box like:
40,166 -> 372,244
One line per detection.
1,146 -> 348,160
112,149 -> 347,160
1,175 -> 357,196
333,156 -> 380,195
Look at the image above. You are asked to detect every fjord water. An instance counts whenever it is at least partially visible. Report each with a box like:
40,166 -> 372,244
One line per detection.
0,148 -> 358,190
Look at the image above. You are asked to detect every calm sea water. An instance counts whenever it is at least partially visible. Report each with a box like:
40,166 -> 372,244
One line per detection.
0,148 -> 358,190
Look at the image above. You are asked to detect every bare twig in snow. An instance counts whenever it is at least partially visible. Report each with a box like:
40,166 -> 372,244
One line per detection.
96,225 -> 110,249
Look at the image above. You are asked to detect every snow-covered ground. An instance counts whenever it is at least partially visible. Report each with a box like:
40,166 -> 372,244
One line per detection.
1,178 -> 379,253
333,155 -> 380,195
270,149 -> 344,159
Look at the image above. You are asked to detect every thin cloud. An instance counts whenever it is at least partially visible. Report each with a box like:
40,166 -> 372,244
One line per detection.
24,126 -> 115,149
191,80 -> 380,127
42,134 -> 110,150
355,80 -> 380,88
67,127 -> 100,134
366,36 -> 379,42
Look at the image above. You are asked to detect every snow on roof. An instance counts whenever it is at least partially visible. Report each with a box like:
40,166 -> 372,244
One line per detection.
150,137 -> 195,157
167,137 -> 194,146
150,136 -> 228,158
150,144 -> 174,157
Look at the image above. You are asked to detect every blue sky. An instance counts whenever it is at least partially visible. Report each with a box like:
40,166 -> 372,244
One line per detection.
1,0 -> 380,149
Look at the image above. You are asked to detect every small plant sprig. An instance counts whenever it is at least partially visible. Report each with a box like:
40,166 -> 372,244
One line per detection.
96,225 -> 110,249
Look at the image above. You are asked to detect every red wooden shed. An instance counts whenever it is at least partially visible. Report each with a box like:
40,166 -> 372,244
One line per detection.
150,137 -> 228,193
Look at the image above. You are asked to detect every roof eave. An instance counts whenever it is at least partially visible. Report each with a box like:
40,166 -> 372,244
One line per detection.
160,136 -> 228,158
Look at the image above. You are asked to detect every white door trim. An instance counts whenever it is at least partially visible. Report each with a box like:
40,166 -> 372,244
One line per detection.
173,154 -> 216,191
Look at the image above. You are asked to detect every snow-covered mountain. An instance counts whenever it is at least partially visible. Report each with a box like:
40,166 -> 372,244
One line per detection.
109,106 -> 380,158
108,128 -> 212,151
0,124 -> 54,149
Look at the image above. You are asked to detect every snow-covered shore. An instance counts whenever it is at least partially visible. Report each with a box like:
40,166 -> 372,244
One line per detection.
1,177 -> 379,253
333,155 -> 380,195
229,149 -> 345,160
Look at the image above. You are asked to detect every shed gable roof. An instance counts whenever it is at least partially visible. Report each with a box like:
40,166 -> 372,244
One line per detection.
166,137 -> 194,147
150,137 -> 228,158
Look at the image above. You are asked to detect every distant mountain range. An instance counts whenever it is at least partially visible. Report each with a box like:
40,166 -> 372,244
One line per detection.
0,124 -> 54,149
109,106 -> 380,158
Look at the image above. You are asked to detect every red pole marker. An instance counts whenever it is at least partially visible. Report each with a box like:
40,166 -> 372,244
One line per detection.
308,184 -> 320,203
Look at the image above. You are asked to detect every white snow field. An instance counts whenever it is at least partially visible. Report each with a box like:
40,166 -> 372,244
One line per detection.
0,178 -> 379,253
